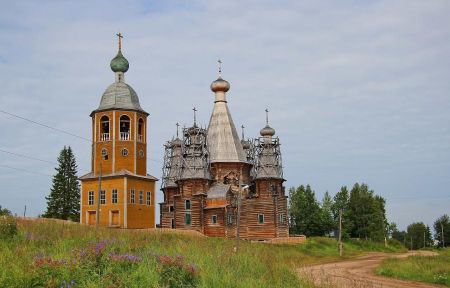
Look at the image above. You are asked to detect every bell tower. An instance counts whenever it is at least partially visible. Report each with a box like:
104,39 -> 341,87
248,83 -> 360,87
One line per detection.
80,34 -> 157,229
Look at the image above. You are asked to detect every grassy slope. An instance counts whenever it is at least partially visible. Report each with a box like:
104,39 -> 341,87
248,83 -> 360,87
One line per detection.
0,219 -> 405,288
376,249 -> 450,287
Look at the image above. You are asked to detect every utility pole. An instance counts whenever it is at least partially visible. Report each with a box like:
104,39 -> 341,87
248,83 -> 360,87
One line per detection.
96,162 -> 102,227
23,205 -> 26,218
441,221 -> 445,248
338,209 -> 343,256
423,231 -> 426,248
235,169 -> 242,252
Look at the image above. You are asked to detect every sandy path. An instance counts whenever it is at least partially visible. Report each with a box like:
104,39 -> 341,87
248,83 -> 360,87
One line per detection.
297,251 -> 440,288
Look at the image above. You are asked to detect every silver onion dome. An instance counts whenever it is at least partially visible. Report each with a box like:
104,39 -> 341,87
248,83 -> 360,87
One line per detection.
260,125 -> 275,137
210,77 -> 230,93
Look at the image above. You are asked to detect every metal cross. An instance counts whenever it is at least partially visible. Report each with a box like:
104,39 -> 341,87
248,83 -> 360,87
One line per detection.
265,108 -> 269,125
116,32 -> 123,51
176,122 -> 180,137
218,59 -> 222,76
193,107 -> 197,125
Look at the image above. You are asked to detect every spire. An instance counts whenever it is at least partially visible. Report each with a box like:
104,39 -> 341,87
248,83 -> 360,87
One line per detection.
265,108 -> 269,125
207,65 -> 247,163
176,122 -> 180,138
193,107 -> 197,127
241,124 -> 245,140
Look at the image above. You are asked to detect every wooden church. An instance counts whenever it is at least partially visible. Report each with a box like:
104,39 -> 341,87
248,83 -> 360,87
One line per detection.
160,63 -> 288,240
79,35 -> 157,228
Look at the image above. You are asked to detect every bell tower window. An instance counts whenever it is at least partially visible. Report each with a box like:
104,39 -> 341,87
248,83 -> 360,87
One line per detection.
100,116 -> 110,141
138,118 -> 144,142
120,115 -> 131,140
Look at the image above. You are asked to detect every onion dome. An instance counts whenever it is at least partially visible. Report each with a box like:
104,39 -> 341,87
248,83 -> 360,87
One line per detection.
210,77 -> 230,93
241,139 -> 251,149
260,125 -> 275,137
110,50 -> 129,73
172,137 -> 182,147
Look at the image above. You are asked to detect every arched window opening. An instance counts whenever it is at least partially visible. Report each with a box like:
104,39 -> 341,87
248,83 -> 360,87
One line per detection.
100,116 -> 110,141
138,118 -> 144,142
120,115 -> 131,140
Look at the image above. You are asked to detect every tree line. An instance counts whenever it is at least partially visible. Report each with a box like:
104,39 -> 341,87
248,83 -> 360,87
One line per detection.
289,183 -> 388,241
288,183 -> 449,248
390,215 -> 450,249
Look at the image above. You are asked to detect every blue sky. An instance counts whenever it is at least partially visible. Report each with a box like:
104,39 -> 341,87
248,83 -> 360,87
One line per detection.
0,0 -> 449,230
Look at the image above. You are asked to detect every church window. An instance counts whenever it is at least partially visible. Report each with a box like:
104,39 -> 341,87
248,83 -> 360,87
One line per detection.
121,148 -> 129,157
279,213 -> 286,224
212,215 -> 218,224
227,213 -> 233,225
185,213 -> 191,226
130,189 -> 135,204
146,192 -> 151,205
101,148 -> 108,157
139,150 -> 144,158
139,191 -> 143,204
138,118 -> 144,142
185,199 -> 191,210
88,191 -> 94,205
100,116 -> 110,141
258,214 -> 265,224
112,189 -> 118,204
169,205 -> 174,212
120,115 -> 131,140
100,190 -> 106,204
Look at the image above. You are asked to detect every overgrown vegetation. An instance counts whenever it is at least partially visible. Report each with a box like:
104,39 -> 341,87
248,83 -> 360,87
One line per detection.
0,219 -> 405,287
377,249 -> 450,287
0,215 -> 17,239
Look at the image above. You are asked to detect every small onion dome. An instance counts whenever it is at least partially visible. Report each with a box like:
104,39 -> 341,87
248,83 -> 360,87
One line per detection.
210,77 -> 230,92
241,139 -> 251,149
260,125 -> 275,137
172,138 -> 182,147
110,50 -> 129,73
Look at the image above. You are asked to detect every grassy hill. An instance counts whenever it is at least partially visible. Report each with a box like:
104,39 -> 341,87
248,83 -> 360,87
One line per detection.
0,218 -> 405,288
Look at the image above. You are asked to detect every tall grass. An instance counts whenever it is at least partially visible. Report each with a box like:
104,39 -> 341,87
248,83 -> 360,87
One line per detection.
0,219 -> 405,288
376,249 -> 450,287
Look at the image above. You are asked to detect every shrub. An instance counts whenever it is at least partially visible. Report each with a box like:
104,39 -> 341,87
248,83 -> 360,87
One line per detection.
0,216 -> 18,239
155,254 -> 199,288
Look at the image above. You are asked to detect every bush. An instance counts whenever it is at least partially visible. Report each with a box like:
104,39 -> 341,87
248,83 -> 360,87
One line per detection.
155,254 -> 199,288
0,216 -> 18,239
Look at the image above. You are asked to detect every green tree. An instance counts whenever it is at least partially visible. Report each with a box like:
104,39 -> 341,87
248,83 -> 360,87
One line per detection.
0,205 -> 12,216
433,214 -> 450,248
331,186 -> 352,239
425,225 -> 433,247
406,222 -> 429,250
320,191 -> 335,236
288,185 -> 323,236
43,146 -> 80,221
348,183 -> 387,241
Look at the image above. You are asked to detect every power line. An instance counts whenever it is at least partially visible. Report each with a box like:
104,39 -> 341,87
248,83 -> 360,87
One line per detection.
0,164 -> 52,177
0,109 -> 91,142
0,148 -> 57,165
0,109 -> 162,164
0,148 -> 91,173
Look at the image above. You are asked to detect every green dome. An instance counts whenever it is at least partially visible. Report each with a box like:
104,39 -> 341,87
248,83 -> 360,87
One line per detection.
110,51 -> 129,73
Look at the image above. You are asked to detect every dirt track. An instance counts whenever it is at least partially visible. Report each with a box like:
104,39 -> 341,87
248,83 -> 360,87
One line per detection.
298,251 -> 440,288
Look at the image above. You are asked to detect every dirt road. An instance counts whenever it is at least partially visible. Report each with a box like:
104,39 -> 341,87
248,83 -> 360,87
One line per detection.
298,251 -> 439,288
